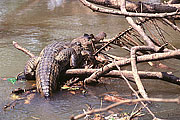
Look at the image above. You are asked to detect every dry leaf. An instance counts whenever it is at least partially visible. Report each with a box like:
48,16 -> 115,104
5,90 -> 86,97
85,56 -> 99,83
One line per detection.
94,114 -> 104,120
24,93 -> 35,104
158,63 -> 169,69
148,61 -> 154,66
31,116 -> 40,120
69,91 -> 76,95
32,84 -> 36,87
11,94 -> 22,100
61,85 -> 70,90
24,100 -> 30,104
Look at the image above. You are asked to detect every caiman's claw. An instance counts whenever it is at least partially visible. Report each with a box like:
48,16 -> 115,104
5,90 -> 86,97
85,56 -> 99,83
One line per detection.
44,93 -> 50,100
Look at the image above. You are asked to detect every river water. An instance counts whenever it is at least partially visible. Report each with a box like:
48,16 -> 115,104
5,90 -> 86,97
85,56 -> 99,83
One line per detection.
0,0 -> 180,120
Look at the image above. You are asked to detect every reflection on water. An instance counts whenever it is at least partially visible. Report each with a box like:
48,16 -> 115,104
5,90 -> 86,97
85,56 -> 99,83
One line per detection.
0,0 -> 180,119
48,0 -> 63,10
0,0 -> 129,77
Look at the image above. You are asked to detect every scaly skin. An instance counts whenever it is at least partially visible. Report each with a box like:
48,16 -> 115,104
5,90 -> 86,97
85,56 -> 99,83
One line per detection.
36,41 -> 81,98
23,34 -> 94,98
24,56 -> 39,80
71,34 -> 94,53
23,33 -> 104,81
23,34 -> 93,81
23,42 -> 70,81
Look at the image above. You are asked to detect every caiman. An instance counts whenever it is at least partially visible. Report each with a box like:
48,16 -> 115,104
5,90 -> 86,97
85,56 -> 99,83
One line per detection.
23,32 -> 106,81
22,33 -> 105,98
36,41 -> 82,98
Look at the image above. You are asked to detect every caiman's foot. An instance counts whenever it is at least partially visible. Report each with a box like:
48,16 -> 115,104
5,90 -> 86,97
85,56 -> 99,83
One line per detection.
17,75 -> 26,80
44,93 -> 50,100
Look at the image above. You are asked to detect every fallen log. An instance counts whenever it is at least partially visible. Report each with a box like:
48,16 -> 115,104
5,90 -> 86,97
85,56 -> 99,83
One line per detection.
66,69 -> 180,85
86,0 -> 180,13
84,49 -> 180,83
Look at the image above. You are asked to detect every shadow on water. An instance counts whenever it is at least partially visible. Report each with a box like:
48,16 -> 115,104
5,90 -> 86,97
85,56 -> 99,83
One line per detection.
0,0 -> 180,119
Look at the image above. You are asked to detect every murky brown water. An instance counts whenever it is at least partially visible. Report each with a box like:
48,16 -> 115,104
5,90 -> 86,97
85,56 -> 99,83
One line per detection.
0,0 -> 180,120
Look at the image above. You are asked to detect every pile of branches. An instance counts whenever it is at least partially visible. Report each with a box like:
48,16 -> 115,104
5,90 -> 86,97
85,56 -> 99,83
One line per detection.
11,0 -> 180,119
69,0 -> 180,119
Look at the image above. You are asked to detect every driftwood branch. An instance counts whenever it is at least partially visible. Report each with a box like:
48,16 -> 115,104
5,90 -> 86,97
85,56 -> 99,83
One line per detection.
71,97 -> 180,120
167,0 -> 180,4
84,49 -> 180,83
126,17 -> 157,48
13,41 -> 35,58
86,0 -> 180,12
131,46 -> 156,98
94,18 -> 152,55
113,60 -> 156,118
79,0 -> 179,18
66,69 -> 180,85
162,18 -> 180,32
121,0 -> 158,98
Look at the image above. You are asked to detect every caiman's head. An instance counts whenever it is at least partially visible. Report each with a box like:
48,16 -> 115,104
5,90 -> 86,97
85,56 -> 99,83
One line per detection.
71,32 -> 106,54
71,34 -> 98,68
71,33 -> 94,52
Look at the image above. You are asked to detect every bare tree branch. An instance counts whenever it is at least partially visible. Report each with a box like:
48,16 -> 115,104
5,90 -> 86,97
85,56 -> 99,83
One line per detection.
162,18 -> 180,32
130,46 -> 157,98
126,17 -> 158,48
13,41 -> 35,58
66,69 -> 180,85
113,60 -> 156,118
84,49 -> 180,84
87,0 -> 180,12
71,97 -> 180,120
79,0 -> 179,17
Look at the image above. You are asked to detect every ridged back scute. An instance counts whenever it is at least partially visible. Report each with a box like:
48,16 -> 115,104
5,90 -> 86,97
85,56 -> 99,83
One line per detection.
36,41 -> 66,98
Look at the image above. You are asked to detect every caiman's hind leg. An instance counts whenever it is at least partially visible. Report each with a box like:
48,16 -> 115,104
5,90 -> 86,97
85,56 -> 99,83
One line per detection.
16,56 -> 39,80
24,56 -> 39,80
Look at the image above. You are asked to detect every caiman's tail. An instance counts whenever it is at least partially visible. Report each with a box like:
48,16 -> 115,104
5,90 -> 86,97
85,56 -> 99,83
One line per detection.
35,41 -> 81,98
36,53 -> 60,98
36,42 -> 63,98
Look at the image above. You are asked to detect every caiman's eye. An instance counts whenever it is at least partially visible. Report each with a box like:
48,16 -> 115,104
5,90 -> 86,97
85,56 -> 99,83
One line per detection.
84,33 -> 89,38
89,34 -> 94,39
76,42 -> 81,46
